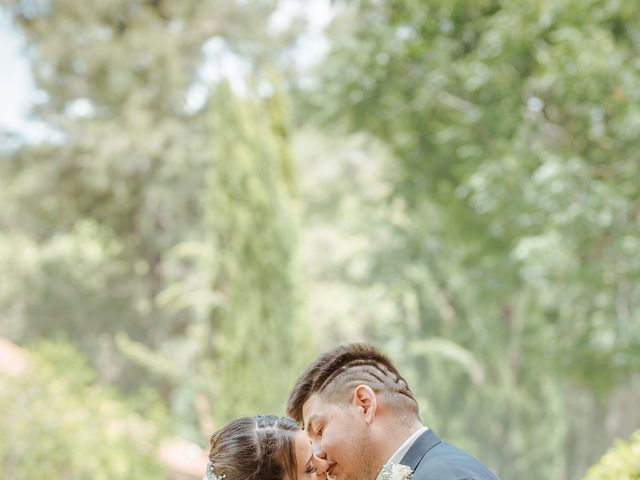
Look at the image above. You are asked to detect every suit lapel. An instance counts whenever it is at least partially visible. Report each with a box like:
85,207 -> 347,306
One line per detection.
399,429 -> 442,471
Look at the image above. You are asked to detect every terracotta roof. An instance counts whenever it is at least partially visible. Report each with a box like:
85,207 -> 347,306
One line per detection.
0,336 -> 30,377
159,438 -> 209,479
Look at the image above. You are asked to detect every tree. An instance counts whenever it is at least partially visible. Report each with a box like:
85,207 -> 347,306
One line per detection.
300,0 -> 640,477
0,341 -> 168,479
203,84 -> 310,423
583,430 -> 640,480
0,0 -> 311,439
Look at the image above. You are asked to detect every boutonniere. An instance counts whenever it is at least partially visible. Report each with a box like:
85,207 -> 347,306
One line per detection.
381,463 -> 413,480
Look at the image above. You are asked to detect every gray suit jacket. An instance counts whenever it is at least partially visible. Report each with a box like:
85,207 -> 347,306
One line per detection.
399,430 -> 498,480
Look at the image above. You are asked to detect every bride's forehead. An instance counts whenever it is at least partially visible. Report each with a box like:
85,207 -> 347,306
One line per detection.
294,430 -> 312,450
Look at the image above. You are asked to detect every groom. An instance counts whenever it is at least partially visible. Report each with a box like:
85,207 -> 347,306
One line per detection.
287,344 -> 498,480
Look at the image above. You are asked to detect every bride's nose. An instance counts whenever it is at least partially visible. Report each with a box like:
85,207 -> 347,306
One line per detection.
312,455 -> 329,476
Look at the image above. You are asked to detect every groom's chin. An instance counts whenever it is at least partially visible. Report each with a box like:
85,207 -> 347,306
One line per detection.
330,470 -> 356,480
324,465 -> 336,480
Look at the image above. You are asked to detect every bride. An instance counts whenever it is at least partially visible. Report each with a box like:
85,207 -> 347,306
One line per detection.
204,415 -> 329,480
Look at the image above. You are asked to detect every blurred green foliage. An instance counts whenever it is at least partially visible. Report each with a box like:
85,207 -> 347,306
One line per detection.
0,341 -> 168,479
205,85 -> 312,423
583,430 -> 640,480
299,1 -> 640,477
0,0 -> 639,479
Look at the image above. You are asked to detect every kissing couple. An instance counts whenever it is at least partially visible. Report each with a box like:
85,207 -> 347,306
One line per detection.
204,343 -> 498,480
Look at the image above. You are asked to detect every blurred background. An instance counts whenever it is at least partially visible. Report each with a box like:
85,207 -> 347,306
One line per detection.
1,1 -> 639,479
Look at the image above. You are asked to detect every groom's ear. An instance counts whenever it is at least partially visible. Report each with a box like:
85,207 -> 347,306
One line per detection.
352,385 -> 377,425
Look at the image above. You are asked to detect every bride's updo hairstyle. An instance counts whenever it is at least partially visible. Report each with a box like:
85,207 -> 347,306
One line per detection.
206,415 -> 301,480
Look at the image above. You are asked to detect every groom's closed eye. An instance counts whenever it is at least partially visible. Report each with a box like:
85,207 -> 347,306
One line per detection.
309,424 -> 323,438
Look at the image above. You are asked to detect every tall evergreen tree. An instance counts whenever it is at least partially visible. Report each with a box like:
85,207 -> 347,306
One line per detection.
204,84 -> 308,423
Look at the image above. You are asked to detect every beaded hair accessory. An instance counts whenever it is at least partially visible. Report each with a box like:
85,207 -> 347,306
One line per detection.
205,461 -> 226,480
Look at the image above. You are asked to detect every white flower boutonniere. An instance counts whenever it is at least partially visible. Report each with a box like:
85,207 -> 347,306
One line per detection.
381,463 -> 413,480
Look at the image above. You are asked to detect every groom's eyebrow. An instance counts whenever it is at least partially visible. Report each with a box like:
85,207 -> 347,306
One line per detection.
305,415 -> 318,434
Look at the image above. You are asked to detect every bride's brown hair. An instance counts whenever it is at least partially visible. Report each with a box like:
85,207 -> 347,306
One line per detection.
206,415 -> 301,480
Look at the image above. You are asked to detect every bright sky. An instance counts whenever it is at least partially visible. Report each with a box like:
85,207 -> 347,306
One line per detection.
0,1 -> 333,140
0,9 -> 37,134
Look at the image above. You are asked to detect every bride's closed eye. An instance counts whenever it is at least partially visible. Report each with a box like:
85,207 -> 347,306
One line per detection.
305,464 -> 317,474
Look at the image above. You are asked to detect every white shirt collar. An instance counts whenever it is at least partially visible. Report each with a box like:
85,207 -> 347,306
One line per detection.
375,426 -> 429,480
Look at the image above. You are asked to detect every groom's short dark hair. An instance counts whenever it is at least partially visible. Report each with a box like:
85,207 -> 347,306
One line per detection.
287,343 -> 419,423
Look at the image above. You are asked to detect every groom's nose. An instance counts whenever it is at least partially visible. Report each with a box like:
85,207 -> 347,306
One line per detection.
312,441 -> 326,459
